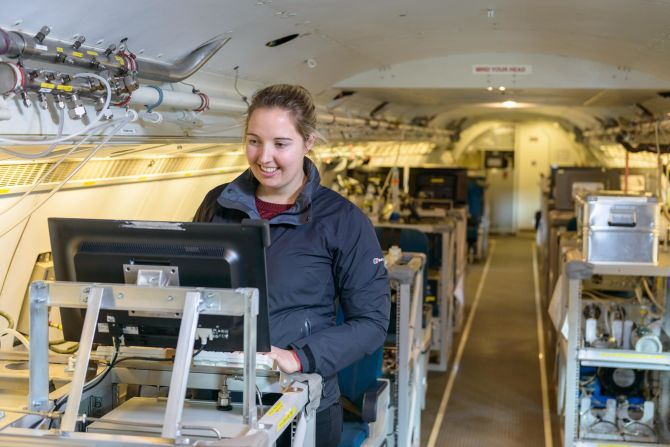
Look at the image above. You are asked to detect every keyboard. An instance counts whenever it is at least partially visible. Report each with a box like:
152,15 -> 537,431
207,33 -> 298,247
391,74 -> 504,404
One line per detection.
192,351 -> 276,370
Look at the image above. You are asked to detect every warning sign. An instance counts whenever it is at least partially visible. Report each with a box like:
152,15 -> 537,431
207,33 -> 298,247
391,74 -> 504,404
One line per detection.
472,65 -> 532,75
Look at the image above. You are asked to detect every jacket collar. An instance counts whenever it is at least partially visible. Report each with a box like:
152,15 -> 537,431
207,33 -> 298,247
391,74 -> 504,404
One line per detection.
217,158 -> 320,225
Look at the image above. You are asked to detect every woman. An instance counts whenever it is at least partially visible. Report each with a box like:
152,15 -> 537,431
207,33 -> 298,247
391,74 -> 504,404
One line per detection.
193,84 -> 390,445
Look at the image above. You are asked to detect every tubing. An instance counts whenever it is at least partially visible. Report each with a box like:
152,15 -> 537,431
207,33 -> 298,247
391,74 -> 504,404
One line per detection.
0,73 -> 111,146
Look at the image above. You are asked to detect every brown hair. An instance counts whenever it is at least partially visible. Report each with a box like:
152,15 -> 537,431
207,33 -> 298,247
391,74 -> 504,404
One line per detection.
245,84 -> 318,143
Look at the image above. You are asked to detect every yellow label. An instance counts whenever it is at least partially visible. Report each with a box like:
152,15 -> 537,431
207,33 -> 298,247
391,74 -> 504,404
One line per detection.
138,176 -> 147,181
56,85 -> 73,92
0,189 -> 9,195
56,47 -> 64,53
184,173 -> 192,177
86,50 -> 98,56
598,352 -> 664,360
266,400 -> 284,417
40,82 -> 55,90
430,178 -> 445,184
72,51 -> 83,58
276,406 -> 296,433
83,181 -> 96,186
115,56 -> 125,65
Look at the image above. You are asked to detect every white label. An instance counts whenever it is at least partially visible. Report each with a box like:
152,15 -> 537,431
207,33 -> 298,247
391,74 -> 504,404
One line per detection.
123,326 -> 139,335
472,64 -> 532,75
97,323 -> 110,333
35,44 -> 48,52
121,128 -> 137,135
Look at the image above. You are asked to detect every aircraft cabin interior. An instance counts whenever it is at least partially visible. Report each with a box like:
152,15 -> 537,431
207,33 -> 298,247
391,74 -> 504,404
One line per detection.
0,1 -> 670,446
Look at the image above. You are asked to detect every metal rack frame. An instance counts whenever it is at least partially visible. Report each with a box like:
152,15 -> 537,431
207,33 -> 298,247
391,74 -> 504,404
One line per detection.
0,280 -> 316,446
388,252 -> 426,447
376,221 -> 458,372
563,251 -> 670,447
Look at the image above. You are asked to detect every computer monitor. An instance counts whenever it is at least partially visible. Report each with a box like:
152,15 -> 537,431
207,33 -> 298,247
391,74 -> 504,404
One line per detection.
408,167 -> 468,205
48,218 -> 271,352
550,166 -> 619,210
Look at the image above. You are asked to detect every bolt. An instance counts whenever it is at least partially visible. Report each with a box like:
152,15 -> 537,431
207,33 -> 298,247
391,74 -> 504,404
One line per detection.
34,26 -> 50,43
117,292 -> 124,300
167,296 -> 174,301
208,302 -> 215,309
55,53 -> 67,64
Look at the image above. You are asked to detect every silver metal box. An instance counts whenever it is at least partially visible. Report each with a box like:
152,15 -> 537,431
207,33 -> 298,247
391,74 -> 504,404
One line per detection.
581,193 -> 659,264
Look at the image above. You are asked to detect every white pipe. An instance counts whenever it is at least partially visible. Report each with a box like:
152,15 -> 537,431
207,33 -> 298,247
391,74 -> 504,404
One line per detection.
129,87 -> 247,114
129,87 -> 452,138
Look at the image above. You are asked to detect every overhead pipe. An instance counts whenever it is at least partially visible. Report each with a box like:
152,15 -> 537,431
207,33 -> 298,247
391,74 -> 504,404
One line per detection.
0,27 -> 230,83
316,111 -> 453,138
583,117 -> 670,138
129,86 -> 247,114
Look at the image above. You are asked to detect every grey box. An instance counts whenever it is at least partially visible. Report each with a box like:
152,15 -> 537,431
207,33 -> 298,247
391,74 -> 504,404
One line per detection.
581,193 -> 659,264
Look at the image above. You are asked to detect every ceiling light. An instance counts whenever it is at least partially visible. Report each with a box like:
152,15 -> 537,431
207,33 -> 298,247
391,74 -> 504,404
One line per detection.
502,100 -> 518,108
487,86 -> 493,91
499,86 -> 506,92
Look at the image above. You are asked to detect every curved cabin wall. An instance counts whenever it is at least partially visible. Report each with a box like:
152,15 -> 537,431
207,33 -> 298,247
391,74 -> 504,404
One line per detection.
0,171 -> 241,349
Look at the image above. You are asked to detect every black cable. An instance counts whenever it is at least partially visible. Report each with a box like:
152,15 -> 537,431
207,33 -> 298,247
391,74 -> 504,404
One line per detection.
179,81 -> 199,94
48,341 -> 203,429
233,66 -> 249,106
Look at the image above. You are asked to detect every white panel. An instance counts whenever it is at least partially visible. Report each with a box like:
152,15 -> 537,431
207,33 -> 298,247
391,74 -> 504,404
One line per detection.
337,53 -> 670,90
515,124 -> 550,231
0,172 -> 242,348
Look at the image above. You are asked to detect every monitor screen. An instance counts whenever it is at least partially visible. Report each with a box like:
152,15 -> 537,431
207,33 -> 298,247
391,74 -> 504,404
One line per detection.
408,167 -> 468,205
49,218 -> 271,352
550,166 -> 619,210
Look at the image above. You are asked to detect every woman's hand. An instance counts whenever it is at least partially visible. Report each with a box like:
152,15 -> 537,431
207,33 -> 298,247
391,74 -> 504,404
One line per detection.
266,346 -> 302,373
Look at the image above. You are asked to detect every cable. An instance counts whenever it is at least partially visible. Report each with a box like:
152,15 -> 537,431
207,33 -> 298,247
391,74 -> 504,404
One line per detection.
0,108 -> 66,159
641,277 -> 665,313
0,116 -> 131,240
0,73 -> 112,146
0,132 -> 93,218
233,66 -> 249,106
0,310 -> 13,329
0,328 -> 29,349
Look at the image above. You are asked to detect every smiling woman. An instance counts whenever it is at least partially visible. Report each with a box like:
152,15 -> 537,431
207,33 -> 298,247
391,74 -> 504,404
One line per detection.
193,84 -> 391,447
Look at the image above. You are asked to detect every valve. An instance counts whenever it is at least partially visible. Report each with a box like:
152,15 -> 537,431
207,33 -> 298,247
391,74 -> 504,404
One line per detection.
20,91 -> 32,108
37,92 -> 48,110
53,93 -> 65,110
34,26 -> 51,43
66,93 -> 86,119
72,35 -> 86,50
104,44 -> 117,57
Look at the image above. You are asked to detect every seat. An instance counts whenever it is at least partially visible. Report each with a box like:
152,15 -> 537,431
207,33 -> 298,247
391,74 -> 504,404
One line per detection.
337,310 -> 391,447
467,178 -> 487,260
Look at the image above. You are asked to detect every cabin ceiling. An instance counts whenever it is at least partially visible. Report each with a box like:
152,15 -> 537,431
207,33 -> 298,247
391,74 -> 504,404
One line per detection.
2,0 -> 670,130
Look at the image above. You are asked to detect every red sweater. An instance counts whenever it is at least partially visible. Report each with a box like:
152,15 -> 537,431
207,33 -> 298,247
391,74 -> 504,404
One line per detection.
255,197 -> 293,220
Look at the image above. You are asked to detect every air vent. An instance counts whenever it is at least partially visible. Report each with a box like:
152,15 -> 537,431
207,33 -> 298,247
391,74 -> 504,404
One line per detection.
266,33 -> 300,47
0,153 -> 248,192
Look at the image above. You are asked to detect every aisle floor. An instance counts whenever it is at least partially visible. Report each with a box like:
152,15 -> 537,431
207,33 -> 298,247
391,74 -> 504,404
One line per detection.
420,235 -> 561,446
